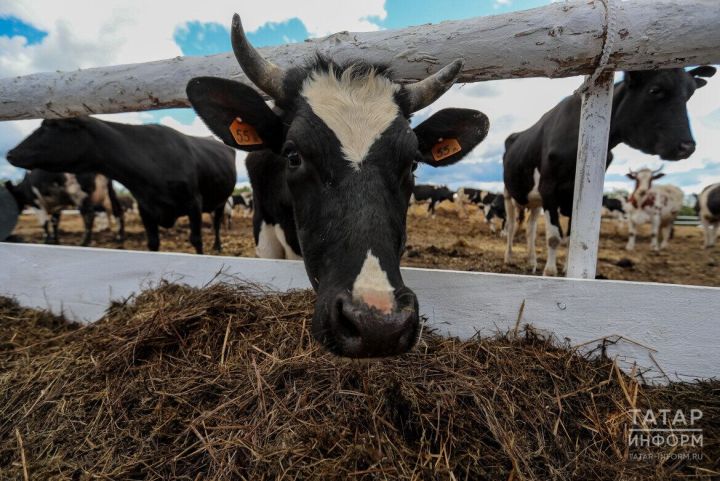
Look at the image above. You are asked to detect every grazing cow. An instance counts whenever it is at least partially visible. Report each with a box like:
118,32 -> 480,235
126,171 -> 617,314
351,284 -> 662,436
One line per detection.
457,187 -> 490,215
232,191 -> 254,217
4,170 -> 124,245
695,183 -> 720,248
503,66 -> 715,275
186,15 -> 488,357
625,168 -> 683,251
412,184 -> 456,216
485,193 -> 507,234
7,117 -> 236,254
602,195 -> 626,219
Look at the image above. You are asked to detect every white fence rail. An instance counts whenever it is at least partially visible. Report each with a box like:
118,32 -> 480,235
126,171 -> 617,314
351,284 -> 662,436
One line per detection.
0,0 -> 718,120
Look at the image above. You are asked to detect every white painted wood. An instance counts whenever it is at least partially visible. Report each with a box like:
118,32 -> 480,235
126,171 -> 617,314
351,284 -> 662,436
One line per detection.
567,72 -> 614,279
2,243 -> 719,382
1,0 -> 719,120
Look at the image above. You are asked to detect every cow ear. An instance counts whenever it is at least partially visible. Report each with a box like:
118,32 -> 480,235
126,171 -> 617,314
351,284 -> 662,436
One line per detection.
626,173 -> 636,180
187,77 -> 284,153
687,66 -> 715,89
413,108 -> 489,167
652,172 -> 666,180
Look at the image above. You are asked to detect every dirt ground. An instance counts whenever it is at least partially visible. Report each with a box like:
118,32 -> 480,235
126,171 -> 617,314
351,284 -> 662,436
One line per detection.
9,201 -> 720,287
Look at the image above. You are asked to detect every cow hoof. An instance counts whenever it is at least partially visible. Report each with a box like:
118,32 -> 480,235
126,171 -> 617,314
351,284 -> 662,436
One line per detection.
543,266 -> 557,277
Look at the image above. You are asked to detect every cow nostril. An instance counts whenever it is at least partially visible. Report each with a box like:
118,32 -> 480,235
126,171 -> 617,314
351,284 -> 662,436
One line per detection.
333,296 -> 361,340
678,141 -> 696,155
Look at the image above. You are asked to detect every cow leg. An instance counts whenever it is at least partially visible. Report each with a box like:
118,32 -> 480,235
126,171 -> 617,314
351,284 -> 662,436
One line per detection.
139,207 -> 160,252
650,212 -> 661,251
710,222 -> 719,248
543,208 -> 562,277
212,205 -> 224,253
80,203 -> 95,246
107,182 -> 125,244
50,212 -> 61,244
427,201 -> 436,218
660,221 -> 673,250
187,203 -> 204,255
626,215 -> 637,251
525,207 -> 541,273
503,191 -> 516,264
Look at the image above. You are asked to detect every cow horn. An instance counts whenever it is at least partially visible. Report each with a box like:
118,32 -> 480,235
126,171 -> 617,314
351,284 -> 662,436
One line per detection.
231,14 -> 286,101
405,59 -> 465,112
652,165 -> 664,175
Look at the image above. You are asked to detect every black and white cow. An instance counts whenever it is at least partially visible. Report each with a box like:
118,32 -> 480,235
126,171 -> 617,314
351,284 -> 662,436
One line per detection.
485,193 -> 506,234
456,187 -> 505,231
695,182 -> 720,249
5,169 -> 124,245
7,117 -> 236,254
232,191 -> 254,217
601,195 -> 626,218
411,184 -> 456,217
186,15 -> 489,357
503,66 -> 715,275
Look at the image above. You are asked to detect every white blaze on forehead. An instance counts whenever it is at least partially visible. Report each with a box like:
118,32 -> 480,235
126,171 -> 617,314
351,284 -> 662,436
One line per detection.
352,250 -> 395,314
301,67 -> 400,168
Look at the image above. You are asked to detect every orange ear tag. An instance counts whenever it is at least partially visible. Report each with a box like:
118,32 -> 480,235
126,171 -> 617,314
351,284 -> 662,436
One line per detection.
431,138 -> 462,162
229,118 -> 263,146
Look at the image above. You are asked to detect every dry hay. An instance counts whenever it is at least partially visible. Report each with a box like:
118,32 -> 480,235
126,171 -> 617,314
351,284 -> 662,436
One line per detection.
0,283 -> 718,480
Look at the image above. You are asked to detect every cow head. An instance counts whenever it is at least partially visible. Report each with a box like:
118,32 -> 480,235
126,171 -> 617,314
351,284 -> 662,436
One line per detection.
613,66 -> 715,161
627,167 -> 664,207
7,117 -> 96,172
187,14 -> 489,358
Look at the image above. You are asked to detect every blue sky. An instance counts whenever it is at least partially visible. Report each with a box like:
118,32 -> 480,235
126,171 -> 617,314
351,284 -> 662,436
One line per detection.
1,0 -> 719,195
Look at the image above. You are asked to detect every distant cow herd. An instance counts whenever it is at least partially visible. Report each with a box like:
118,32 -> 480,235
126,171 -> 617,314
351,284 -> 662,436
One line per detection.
1,13 -> 718,357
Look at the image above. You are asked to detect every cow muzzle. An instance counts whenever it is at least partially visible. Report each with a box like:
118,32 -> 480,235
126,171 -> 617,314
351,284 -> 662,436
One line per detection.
317,289 -> 420,358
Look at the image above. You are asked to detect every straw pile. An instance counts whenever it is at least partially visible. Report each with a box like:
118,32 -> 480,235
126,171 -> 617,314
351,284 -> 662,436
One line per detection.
0,283 -> 717,480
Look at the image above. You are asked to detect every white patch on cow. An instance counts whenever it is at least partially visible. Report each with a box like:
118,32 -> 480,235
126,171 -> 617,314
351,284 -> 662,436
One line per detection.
255,221 -> 285,259
64,174 -> 87,206
91,175 -> 109,207
274,224 -> 302,260
527,168 -> 542,208
352,250 -> 395,314
301,67 -> 400,168
543,210 -> 561,277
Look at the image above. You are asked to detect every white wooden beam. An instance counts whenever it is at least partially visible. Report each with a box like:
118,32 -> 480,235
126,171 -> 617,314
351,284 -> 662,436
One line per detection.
1,0 -> 719,120
567,72 -> 615,279
2,243 -> 719,382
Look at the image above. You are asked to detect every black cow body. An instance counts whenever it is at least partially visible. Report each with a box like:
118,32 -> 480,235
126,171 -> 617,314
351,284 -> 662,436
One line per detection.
503,67 -> 715,275
7,117 -> 236,254
186,14 -> 489,358
412,184 -> 456,216
696,182 -> 720,248
5,169 -> 124,245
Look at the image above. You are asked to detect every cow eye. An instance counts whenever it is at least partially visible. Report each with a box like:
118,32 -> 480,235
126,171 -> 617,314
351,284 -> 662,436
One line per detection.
648,86 -> 663,97
286,151 -> 302,168
282,142 -> 302,169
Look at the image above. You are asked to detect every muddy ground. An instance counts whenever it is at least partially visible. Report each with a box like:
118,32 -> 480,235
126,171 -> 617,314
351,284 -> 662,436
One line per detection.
9,201 -> 720,287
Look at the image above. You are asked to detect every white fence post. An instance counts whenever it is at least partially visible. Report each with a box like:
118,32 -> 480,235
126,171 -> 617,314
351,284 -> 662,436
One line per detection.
566,71 -> 614,279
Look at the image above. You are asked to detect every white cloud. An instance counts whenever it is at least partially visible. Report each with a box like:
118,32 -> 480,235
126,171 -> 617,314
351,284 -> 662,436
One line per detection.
0,1 -> 385,77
